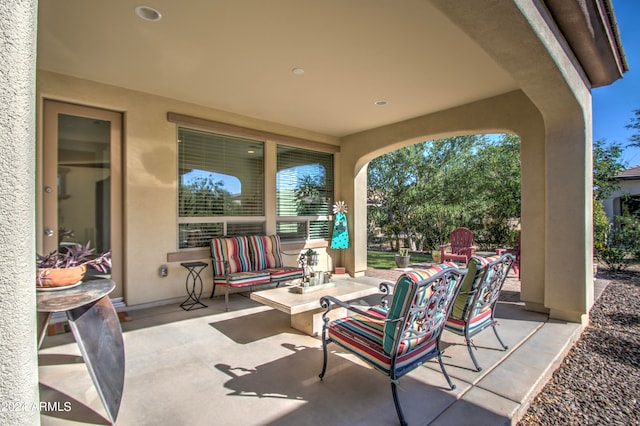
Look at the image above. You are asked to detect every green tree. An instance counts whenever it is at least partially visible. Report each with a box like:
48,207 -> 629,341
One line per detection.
593,138 -> 625,200
295,175 -> 328,215
470,134 -> 521,247
626,108 -> 640,148
179,175 -> 237,216
368,135 -> 521,251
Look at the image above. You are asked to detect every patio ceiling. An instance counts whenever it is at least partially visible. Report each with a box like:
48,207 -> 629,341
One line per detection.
36,0 -> 519,138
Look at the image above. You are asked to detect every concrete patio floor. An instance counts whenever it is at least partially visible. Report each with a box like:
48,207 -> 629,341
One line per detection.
37,275 -> 609,426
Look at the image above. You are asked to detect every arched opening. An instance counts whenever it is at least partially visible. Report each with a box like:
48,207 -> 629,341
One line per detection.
365,133 -> 521,270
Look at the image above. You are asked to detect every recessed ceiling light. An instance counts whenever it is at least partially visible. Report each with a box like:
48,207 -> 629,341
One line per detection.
135,6 -> 162,22
374,100 -> 388,106
292,68 -> 305,76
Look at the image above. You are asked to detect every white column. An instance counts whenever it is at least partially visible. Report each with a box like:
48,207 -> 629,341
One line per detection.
0,1 -> 40,424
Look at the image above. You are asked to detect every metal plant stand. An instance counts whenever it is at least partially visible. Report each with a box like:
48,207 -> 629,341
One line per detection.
180,261 -> 208,310
37,279 -> 124,424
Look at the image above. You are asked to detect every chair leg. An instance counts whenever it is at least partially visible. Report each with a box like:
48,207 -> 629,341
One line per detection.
465,338 -> 482,372
437,353 -> 457,390
318,336 -> 329,380
210,284 -> 216,299
225,287 -> 229,312
492,324 -> 508,350
391,381 -> 408,426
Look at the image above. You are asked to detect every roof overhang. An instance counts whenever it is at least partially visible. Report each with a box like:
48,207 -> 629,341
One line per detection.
544,0 -> 628,88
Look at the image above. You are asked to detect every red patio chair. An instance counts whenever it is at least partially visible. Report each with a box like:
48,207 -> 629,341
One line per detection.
440,227 -> 477,264
496,234 -> 520,279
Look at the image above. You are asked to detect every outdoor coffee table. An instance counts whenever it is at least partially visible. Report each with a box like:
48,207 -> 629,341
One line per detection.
250,280 -> 380,336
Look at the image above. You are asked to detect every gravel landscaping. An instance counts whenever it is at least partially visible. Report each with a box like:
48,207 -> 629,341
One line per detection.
519,268 -> 640,425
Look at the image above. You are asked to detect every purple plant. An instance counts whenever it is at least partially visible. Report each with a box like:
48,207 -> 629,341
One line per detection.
37,242 -> 112,273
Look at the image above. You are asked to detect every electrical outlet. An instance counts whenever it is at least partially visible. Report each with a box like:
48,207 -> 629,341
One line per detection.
159,265 -> 168,277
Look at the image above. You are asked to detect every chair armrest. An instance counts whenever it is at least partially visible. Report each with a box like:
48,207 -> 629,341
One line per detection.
319,295 -> 404,323
379,281 -> 394,308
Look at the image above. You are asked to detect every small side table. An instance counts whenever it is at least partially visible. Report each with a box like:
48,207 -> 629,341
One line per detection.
37,279 -> 123,424
180,261 -> 208,311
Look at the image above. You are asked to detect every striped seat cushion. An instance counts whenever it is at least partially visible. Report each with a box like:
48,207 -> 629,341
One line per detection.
328,306 -> 439,376
210,237 -> 252,275
266,267 -> 303,282
445,308 -> 493,335
247,235 -> 284,270
213,270 -> 271,287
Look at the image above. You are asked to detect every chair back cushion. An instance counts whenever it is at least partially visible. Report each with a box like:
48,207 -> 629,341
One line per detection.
248,235 -> 284,270
449,254 -> 513,322
210,237 -> 252,275
382,262 -> 458,354
450,255 -> 494,320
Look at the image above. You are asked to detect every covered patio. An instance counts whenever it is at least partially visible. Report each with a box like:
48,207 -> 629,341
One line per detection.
37,275 -> 609,425
0,0 -> 628,424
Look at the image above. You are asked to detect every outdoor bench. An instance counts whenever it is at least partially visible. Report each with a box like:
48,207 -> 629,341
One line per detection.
209,235 -> 303,310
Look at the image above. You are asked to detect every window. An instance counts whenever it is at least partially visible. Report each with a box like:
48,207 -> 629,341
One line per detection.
178,127 -> 264,248
276,145 -> 334,241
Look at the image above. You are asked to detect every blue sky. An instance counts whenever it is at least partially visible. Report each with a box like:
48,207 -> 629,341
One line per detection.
592,0 -> 640,167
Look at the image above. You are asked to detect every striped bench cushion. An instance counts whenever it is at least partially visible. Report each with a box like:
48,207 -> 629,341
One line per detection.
266,267 -> 303,282
210,237 -> 252,276
247,235 -> 284,270
328,306 -> 439,376
213,271 -> 271,287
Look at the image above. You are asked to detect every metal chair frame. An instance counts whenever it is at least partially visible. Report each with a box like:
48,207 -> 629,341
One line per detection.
318,268 -> 467,426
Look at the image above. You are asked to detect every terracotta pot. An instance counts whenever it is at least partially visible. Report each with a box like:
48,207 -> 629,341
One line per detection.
37,265 -> 87,288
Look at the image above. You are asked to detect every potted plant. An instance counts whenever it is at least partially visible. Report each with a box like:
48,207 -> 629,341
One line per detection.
36,242 -> 111,289
395,248 -> 411,268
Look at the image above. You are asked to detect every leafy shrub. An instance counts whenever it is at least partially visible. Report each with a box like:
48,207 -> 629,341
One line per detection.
593,199 -> 609,247
594,215 -> 640,272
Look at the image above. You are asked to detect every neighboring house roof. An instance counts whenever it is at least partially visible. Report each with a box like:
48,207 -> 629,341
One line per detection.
617,165 -> 640,180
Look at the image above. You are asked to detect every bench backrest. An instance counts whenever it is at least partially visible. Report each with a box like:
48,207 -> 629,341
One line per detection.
210,237 -> 253,276
210,235 -> 286,275
247,235 -> 284,269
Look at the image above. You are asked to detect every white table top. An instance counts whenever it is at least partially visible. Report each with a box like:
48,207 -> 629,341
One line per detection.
250,280 -> 380,315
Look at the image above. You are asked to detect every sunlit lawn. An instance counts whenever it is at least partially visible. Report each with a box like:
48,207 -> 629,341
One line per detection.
367,250 -> 434,269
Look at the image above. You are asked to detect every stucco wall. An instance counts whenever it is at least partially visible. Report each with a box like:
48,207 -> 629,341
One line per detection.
37,71 -> 338,307
0,1 -> 40,424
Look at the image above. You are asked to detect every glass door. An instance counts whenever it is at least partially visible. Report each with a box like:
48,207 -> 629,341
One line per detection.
42,100 -> 123,296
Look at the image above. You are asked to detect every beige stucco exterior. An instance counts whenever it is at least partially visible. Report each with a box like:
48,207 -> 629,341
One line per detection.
37,71 -> 340,306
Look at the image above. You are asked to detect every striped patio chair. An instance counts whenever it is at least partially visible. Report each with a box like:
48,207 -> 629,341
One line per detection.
318,263 -> 467,426
445,253 -> 515,371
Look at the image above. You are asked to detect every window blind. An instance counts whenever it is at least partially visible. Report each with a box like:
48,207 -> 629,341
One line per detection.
276,146 -> 333,217
178,127 -> 264,217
